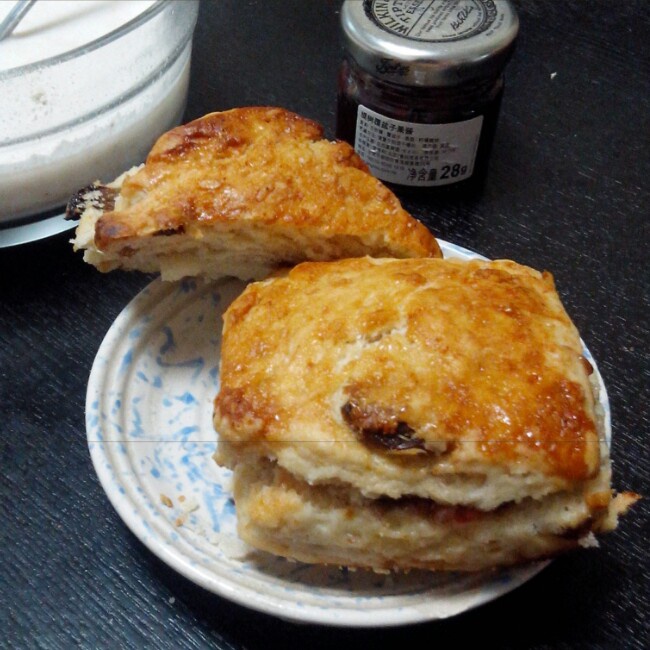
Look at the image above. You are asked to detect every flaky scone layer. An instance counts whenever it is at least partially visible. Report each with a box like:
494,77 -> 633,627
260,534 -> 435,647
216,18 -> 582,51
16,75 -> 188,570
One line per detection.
214,257 -> 601,509
71,107 -> 440,280
229,451 -> 634,572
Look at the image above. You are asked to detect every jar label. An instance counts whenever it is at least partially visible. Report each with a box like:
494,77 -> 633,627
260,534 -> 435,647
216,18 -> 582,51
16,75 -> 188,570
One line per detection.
366,0 -> 499,43
354,105 -> 483,187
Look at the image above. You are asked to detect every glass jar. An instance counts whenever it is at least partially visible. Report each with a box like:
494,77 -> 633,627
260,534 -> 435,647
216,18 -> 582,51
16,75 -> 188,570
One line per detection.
336,0 -> 519,194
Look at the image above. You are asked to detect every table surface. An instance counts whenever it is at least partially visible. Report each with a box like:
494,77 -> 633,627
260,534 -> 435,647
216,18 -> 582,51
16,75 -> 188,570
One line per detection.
1,1 -> 648,648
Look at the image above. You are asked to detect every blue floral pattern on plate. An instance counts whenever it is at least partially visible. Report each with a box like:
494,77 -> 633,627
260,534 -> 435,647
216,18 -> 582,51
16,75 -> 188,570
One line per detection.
86,240 -> 611,626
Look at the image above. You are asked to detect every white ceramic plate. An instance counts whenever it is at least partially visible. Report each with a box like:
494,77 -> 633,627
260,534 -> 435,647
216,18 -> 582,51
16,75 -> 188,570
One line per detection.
87,240 -> 611,627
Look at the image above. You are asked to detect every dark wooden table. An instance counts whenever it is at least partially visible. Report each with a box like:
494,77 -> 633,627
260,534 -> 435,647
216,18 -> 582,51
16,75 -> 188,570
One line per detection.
1,1 -> 648,648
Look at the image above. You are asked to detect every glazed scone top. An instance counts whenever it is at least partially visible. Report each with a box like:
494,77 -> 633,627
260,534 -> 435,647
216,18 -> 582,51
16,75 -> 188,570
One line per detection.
214,257 -> 601,508
89,106 -> 441,258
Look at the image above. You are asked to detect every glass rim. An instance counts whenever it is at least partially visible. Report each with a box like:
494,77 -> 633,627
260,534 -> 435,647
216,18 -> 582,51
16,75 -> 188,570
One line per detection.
0,0 -> 171,81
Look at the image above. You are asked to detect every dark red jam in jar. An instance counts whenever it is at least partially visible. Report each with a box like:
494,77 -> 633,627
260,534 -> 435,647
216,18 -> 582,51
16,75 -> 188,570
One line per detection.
336,0 -> 519,194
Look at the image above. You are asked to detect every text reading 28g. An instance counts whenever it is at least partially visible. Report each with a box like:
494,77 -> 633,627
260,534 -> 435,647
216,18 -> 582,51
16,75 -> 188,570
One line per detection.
438,164 -> 468,180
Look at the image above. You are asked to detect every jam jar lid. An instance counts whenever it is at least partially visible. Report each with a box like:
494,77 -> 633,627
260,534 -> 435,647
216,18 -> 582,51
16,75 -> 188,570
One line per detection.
341,0 -> 519,87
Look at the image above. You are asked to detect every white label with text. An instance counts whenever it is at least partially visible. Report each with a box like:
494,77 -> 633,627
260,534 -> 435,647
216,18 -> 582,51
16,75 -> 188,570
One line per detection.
354,105 -> 483,186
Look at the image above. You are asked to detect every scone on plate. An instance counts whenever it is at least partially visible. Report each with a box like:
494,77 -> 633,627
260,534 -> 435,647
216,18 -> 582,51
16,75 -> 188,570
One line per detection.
213,257 -> 638,572
68,106 -> 441,281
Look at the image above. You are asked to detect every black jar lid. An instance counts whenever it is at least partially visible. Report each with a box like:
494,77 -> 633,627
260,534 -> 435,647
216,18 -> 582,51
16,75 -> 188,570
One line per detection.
341,0 -> 519,87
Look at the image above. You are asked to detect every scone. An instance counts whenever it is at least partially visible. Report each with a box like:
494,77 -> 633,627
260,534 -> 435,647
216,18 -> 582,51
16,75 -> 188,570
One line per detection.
213,257 -> 637,572
68,106 -> 441,280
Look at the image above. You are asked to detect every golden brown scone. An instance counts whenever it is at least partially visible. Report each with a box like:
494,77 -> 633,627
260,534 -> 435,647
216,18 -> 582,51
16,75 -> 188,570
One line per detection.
70,107 -> 441,280
213,257 -> 638,572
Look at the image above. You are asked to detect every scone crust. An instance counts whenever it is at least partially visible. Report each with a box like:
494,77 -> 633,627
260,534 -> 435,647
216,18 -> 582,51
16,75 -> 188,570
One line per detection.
214,257 -> 601,508
77,106 -> 440,275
